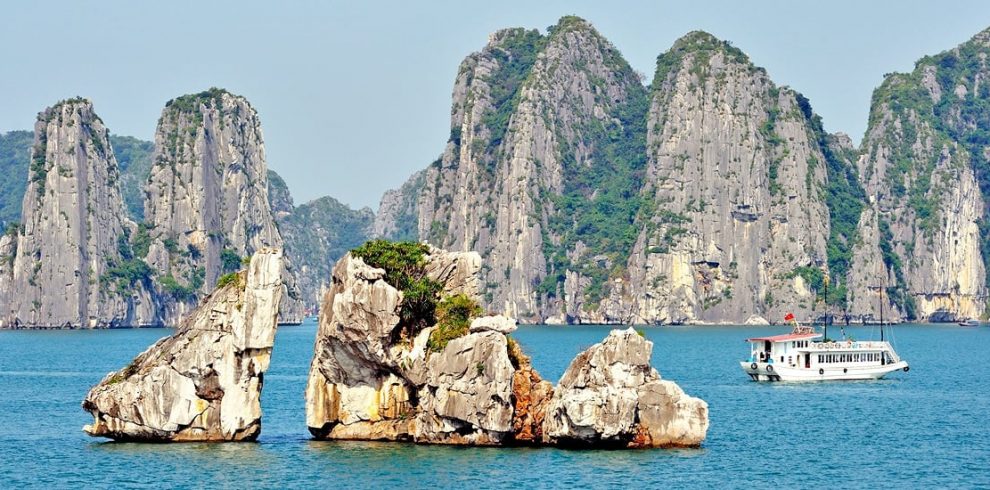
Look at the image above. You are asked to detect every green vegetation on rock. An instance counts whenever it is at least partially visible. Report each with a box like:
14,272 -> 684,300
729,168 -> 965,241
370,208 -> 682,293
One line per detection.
351,240 -> 442,330
427,293 -> 482,352
164,87 -> 229,114
538,22 -> 651,309
215,271 -> 242,290
100,228 -> 155,296
221,248 -> 242,274
110,135 -> 154,221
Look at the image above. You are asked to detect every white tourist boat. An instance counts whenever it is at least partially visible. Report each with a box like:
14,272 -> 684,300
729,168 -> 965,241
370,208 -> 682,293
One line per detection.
741,267 -> 909,382
739,322 -> 909,382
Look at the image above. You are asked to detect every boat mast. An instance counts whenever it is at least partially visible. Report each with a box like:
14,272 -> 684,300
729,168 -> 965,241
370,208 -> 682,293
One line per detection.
880,264 -> 887,342
823,267 -> 829,341
876,192 -> 885,342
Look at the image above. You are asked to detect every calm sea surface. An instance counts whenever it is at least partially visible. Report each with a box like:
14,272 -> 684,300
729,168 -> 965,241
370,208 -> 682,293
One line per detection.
1,321 -> 987,488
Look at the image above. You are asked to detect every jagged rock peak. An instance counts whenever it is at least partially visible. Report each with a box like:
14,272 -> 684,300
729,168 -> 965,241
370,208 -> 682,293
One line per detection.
82,249 -> 284,441
653,30 -> 754,84
0,98 -> 157,328
620,31 -> 832,325
414,14 -> 648,322
143,87 -> 302,323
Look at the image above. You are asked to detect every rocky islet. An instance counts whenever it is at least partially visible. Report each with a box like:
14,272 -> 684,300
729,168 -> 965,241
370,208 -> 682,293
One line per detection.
82,248 -> 284,441
303,243 -> 709,447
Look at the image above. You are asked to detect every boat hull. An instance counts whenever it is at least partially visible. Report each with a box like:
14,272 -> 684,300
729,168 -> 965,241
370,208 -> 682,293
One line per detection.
739,361 -> 909,382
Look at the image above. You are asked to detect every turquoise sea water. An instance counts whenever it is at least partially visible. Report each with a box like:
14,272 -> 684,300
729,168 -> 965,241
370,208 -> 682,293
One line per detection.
1,321 -> 987,488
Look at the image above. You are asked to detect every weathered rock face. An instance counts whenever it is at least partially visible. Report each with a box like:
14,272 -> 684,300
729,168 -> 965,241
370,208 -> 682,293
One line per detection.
373,169 -> 425,241
268,170 -> 374,310
303,249 -> 511,444
408,16 -> 650,323
846,200 -> 904,322
849,28 -> 990,321
143,88 -> 302,323
621,32 -> 831,325
543,328 -> 708,447
0,99 -> 157,328
82,249 -> 284,441
305,245 -> 708,447
383,20 -> 849,325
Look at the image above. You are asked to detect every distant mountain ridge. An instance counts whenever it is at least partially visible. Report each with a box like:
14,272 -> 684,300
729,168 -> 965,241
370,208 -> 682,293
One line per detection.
4,17 -> 990,326
0,118 -> 376,323
375,16 -> 990,324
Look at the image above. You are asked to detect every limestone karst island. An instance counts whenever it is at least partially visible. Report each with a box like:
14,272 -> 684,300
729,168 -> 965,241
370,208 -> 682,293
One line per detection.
1,3 -> 989,488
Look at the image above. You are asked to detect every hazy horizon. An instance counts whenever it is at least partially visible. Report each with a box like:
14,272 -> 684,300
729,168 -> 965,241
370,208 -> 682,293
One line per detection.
3,0 -> 990,210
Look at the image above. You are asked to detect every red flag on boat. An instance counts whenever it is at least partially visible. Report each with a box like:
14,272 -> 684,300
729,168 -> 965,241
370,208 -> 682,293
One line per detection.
784,312 -> 795,321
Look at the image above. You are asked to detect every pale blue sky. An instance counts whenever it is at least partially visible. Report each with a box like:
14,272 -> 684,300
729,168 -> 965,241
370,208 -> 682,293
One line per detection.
3,1 -> 989,209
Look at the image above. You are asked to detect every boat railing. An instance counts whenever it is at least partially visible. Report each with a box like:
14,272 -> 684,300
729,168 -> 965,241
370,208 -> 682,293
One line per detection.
808,341 -> 892,351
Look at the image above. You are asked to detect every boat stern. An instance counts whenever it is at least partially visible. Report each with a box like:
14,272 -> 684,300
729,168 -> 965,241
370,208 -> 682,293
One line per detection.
740,360 -> 780,381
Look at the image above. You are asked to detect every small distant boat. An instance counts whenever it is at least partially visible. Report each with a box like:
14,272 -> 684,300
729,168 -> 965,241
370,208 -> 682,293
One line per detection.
958,318 -> 980,327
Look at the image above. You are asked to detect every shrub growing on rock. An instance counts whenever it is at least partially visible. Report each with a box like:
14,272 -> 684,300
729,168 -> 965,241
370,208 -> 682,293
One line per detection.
351,239 -> 443,332
428,293 -> 482,352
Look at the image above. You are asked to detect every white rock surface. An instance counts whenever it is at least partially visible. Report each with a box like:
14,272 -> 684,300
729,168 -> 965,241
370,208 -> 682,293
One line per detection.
744,315 -> 770,326
469,315 -> 517,334
81,249 -> 284,441
542,328 -> 709,447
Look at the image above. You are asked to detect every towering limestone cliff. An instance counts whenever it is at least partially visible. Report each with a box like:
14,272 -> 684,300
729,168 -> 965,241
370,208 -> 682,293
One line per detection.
848,28 -> 990,321
269,170 -> 374,308
622,33 -> 833,324
143,88 -> 301,322
0,132 -> 153,227
412,16 -> 650,322
0,99 -> 157,327
373,169 -> 425,241
386,20 -> 849,324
